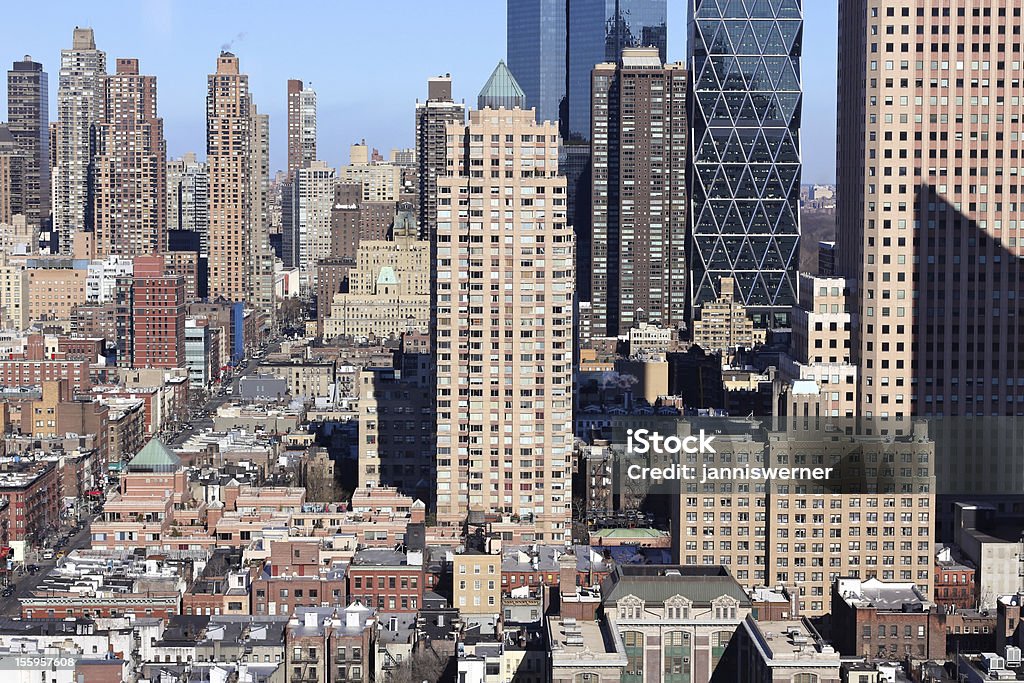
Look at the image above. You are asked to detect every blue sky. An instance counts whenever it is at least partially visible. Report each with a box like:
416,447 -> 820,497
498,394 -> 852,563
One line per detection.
0,0 -> 839,182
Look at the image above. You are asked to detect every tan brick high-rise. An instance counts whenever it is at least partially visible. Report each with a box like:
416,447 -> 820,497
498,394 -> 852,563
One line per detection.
671,421 -> 935,617
92,58 -> 166,258
207,52 -> 251,303
433,106 -> 574,542
55,27 -> 105,254
837,0 -> 1024,418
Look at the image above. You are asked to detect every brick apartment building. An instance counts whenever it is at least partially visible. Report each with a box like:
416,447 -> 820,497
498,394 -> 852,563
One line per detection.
346,548 -> 425,613
0,461 -> 59,543
131,256 -> 185,369
830,577 -> 945,661
252,539 -> 346,617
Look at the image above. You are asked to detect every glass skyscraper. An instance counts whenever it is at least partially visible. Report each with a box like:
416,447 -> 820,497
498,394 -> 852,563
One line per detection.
688,0 -> 802,327
566,0 -> 667,143
506,0 -> 668,143
507,0 -> 566,130
564,0 -> 667,303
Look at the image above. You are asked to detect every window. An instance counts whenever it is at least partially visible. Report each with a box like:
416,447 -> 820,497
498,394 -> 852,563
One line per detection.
711,631 -> 732,670
622,631 -> 644,681
664,631 -> 690,682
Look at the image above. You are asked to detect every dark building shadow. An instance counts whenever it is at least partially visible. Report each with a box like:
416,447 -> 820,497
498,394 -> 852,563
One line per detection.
911,186 -> 1024,541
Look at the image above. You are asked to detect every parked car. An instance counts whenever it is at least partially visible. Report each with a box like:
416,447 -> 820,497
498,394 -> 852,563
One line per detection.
1,586 -> 15,597
41,550 -> 54,560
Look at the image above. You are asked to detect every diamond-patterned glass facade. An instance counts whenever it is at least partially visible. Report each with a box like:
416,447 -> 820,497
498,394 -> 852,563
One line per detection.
688,0 -> 802,327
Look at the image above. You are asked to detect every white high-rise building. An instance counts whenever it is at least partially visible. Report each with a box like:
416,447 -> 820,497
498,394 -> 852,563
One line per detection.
54,27 -> 105,254
288,160 -> 335,288
287,79 -> 317,178
299,85 -> 317,168
249,105 -> 276,322
85,255 -> 134,303
166,152 -> 210,255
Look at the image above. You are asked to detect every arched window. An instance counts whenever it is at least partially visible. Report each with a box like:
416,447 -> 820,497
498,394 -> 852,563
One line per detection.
792,674 -> 818,683
621,631 -> 645,682
664,631 -> 691,683
711,630 -> 733,671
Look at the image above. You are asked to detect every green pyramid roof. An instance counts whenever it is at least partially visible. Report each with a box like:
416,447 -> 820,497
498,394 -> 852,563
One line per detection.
478,60 -> 527,111
128,438 -> 181,472
376,266 -> 400,286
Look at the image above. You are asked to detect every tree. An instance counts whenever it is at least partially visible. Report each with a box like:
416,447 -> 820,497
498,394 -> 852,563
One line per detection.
278,297 -> 307,330
385,648 -> 449,683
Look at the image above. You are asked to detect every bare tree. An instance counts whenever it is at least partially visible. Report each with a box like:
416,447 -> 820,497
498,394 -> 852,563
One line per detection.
278,297 -> 307,329
385,648 -> 449,683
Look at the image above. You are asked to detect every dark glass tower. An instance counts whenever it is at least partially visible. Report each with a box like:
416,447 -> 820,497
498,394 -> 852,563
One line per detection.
506,0 -> 566,129
7,56 -> 49,235
688,0 -> 802,328
567,0 -> 667,143
566,0 -> 667,304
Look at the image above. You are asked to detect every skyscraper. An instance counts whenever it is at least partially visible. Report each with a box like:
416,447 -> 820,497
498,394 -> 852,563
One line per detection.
166,153 -> 210,255
286,79 -> 317,178
206,52 -> 251,303
92,58 -> 166,258
506,0 -> 567,128
837,0 -> 1024,418
6,56 -> 49,233
55,27 -> 105,254
688,0 -> 802,328
415,75 -> 465,241
0,124 -> 22,226
249,104 -> 276,321
433,98 -> 574,542
590,47 -> 688,336
565,0 -> 668,302
287,160 -> 336,286
566,0 -> 667,142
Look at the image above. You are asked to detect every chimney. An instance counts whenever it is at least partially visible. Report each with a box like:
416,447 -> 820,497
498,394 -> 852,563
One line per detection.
559,549 -> 577,598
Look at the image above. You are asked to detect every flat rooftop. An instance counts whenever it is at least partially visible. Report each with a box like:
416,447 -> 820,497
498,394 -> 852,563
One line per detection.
836,577 -> 930,611
744,618 -> 840,667
547,616 -> 629,671
548,616 -> 616,656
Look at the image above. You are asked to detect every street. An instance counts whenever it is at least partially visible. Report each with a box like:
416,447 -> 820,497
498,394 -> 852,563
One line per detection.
0,518 -> 94,616
169,338 -> 281,446
0,337 -> 286,615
